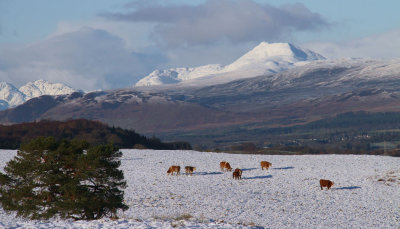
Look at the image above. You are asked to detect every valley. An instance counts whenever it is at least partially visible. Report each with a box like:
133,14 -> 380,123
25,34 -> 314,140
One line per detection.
1,2 -> 399,229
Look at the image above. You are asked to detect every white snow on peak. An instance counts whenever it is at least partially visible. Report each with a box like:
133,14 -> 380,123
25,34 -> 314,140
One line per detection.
0,80 -> 77,110
136,64 -> 222,86
19,79 -> 76,100
0,82 -> 26,108
135,42 -> 325,87
224,42 -> 324,73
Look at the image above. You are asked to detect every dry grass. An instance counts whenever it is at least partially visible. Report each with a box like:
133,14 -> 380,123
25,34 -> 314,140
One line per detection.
375,170 -> 400,186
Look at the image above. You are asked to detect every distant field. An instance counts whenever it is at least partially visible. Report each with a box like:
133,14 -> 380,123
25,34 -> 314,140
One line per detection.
0,150 -> 399,228
158,112 -> 400,154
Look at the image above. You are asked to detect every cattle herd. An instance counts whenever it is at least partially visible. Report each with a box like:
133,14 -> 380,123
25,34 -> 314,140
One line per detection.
167,160 -> 334,190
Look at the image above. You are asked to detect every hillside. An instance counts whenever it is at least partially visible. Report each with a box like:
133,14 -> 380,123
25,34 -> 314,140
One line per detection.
0,150 -> 398,228
0,52 -> 400,151
0,90 -> 248,132
3,58 -> 400,135
158,111 -> 400,156
0,119 -> 191,150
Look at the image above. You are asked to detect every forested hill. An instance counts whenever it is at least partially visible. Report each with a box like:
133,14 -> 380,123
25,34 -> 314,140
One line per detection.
0,119 -> 192,150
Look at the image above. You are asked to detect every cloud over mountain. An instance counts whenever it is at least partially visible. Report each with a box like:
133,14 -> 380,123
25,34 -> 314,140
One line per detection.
1,0 -> 398,93
305,29 -> 400,59
0,28 -> 165,91
102,0 -> 329,47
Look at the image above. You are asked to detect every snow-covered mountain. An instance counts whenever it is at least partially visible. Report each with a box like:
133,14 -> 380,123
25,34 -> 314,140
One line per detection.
0,80 -> 76,110
223,42 -> 324,73
135,42 -> 325,87
0,82 -> 26,109
19,79 -> 76,101
136,64 -> 223,86
175,58 -> 400,111
2,58 -> 400,133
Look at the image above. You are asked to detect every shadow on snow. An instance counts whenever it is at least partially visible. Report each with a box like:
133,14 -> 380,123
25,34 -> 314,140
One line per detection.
241,168 -> 257,171
194,172 -> 224,176
242,175 -> 272,180
273,166 -> 294,170
333,186 -> 361,190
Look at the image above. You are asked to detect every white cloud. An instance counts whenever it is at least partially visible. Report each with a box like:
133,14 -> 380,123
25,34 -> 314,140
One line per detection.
0,28 -> 165,91
1,0 -> 398,92
303,29 -> 400,59
51,19 -> 156,52
102,0 -> 329,47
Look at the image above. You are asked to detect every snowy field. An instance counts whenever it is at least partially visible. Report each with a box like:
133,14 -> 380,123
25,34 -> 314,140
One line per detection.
0,149 -> 399,228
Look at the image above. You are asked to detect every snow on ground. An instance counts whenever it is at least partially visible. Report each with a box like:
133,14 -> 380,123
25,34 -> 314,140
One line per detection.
0,149 -> 399,228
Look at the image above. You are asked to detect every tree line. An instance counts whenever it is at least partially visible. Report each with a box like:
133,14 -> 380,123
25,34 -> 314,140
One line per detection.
0,119 -> 192,150
185,111 -> 400,156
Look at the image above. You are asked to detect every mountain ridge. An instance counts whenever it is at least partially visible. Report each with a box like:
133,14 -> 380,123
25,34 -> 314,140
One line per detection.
1,45 -> 400,149
135,42 -> 325,87
0,79 -> 76,110
1,58 -> 400,133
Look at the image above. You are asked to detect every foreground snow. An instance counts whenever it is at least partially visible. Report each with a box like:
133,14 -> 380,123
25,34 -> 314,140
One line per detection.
0,150 -> 399,228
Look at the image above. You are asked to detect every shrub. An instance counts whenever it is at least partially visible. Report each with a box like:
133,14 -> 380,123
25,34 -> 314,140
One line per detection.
0,137 -> 128,220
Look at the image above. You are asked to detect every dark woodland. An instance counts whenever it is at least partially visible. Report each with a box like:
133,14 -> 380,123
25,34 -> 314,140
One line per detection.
0,119 -> 192,150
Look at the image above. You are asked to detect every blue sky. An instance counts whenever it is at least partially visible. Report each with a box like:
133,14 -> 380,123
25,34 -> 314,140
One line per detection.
1,0 -> 400,90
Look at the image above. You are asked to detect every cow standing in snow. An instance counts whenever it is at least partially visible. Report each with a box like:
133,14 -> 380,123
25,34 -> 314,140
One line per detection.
319,179 -> 334,190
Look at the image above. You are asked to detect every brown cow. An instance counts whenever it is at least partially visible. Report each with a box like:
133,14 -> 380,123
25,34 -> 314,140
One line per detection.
320,179 -> 334,190
220,161 -> 227,171
185,166 -> 196,175
234,168 -> 242,176
224,162 -> 232,172
233,171 -> 241,180
220,161 -> 232,172
167,165 -> 180,175
260,161 -> 272,170
233,168 -> 242,179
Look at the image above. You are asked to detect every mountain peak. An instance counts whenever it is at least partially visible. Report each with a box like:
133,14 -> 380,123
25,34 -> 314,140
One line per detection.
248,42 -> 324,60
0,82 -> 17,90
224,42 -> 325,73
0,80 -> 78,110
0,82 -> 25,108
135,42 -> 325,87
19,79 -> 76,100
249,42 -> 297,58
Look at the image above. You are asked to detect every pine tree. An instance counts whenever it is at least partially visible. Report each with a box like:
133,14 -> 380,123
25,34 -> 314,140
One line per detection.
0,137 -> 128,220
